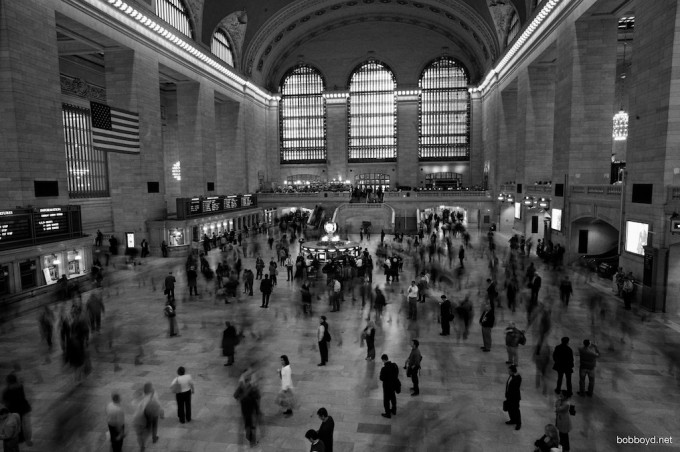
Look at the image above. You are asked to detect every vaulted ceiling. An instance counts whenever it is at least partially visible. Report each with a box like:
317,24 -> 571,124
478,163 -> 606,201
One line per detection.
200,0 -> 529,89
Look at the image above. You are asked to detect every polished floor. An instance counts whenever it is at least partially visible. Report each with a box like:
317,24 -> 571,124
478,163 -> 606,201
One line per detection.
1,229 -> 679,452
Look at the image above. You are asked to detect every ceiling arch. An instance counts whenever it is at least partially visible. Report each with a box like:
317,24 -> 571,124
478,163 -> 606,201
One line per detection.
234,0 -> 500,87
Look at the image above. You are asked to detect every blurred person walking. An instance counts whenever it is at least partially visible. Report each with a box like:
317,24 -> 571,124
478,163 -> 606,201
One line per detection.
439,295 -> 453,336
0,406 -> 21,452
164,272 -> 176,302
555,390 -> 573,451
38,306 -> 54,351
362,320 -> 376,360
2,374 -> 32,446
233,367 -> 261,447
577,339 -> 600,397
559,275 -> 573,307
105,391 -> 125,452
86,290 -> 105,332
221,321 -> 239,366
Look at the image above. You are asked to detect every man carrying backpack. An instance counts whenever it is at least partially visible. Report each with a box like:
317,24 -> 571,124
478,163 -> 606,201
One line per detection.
504,321 -> 525,366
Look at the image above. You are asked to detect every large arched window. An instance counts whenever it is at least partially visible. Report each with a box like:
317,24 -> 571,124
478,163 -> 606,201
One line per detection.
211,29 -> 234,66
279,65 -> 327,163
418,57 -> 470,160
155,0 -> 193,38
348,60 -> 397,161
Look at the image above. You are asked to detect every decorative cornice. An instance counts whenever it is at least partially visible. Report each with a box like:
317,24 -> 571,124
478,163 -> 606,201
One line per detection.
60,74 -> 107,102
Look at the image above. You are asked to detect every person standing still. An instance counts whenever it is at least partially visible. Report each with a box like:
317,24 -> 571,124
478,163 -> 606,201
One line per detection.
171,367 -> 195,423
318,316 -> 330,366
439,295 -> 453,336
405,340 -> 422,396
479,303 -> 495,352
105,392 -> 125,452
379,354 -> 399,418
316,407 -> 334,452
504,365 -> 522,430
407,281 -> 419,320
577,339 -> 600,397
269,259 -> 278,286
164,302 -> 179,337
164,272 -> 176,302
260,274 -> 273,308
553,337 -> 574,395
187,266 -> 198,296
285,255 -> 294,281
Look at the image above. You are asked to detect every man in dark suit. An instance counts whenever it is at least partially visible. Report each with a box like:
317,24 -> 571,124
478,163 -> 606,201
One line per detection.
379,354 -> 399,418
504,364 -> 522,430
553,336 -> 574,395
440,295 -> 453,336
259,274 -> 273,308
529,273 -> 542,306
316,407 -> 334,452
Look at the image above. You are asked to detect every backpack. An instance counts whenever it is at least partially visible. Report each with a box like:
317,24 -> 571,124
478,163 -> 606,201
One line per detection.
623,279 -> 634,293
518,331 -> 527,346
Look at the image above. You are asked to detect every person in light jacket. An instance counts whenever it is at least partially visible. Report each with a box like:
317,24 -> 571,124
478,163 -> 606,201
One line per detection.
555,390 -> 573,451
171,366 -> 195,423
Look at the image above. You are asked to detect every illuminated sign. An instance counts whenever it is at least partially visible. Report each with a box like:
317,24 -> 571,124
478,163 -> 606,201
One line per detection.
625,221 -> 648,255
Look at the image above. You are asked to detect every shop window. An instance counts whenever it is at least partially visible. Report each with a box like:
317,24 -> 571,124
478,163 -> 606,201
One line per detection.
67,250 -> 84,278
20,260 -> 37,290
43,254 -> 62,284
169,228 -> 185,246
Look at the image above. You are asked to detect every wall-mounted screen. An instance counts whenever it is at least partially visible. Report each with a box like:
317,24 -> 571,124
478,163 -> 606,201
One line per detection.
625,221 -> 648,255
514,202 -> 521,220
551,208 -> 562,231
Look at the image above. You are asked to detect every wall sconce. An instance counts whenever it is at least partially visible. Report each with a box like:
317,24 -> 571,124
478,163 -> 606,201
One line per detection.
538,197 -> 550,209
497,193 -> 506,201
523,196 -> 535,207
506,195 -> 514,203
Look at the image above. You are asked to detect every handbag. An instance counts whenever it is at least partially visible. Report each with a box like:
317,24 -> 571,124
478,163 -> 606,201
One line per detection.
170,378 -> 182,394
502,400 -> 509,412
395,378 -> 401,394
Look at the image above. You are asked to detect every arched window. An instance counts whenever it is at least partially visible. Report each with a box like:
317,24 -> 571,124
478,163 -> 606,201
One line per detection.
348,60 -> 397,161
211,29 -> 234,66
155,0 -> 193,38
507,11 -> 520,45
419,57 -> 470,160
279,65 -> 327,163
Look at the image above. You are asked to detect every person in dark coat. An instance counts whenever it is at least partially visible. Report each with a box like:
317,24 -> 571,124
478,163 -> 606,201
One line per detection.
164,272 -> 176,302
221,322 -> 238,366
479,302 -> 495,351
316,407 -> 335,452
504,364 -> 522,430
39,306 -> 54,350
559,276 -> 573,306
233,367 -> 261,447
86,290 -> 105,332
259,274 -> 273,308
529,273 -> 542,306
187,266 -> 198,296
379,354 -> 399,418
439,295 -> 453,336
2,374 -> 32,446
553,336 -> 574,395
373,287 -> 386,320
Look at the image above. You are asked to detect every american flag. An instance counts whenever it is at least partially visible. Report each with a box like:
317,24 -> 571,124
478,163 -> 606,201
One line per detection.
90,101 -> 140,154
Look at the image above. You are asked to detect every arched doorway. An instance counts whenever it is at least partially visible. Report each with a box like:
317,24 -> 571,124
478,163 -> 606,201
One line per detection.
355,173 -> 389,191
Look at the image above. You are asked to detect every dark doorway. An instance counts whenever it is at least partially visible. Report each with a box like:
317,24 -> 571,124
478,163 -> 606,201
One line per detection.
578,230 -> 589,254
531,216 -> 539,234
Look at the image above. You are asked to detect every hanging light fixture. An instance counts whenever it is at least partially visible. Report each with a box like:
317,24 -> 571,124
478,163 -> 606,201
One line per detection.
497,193 -> 506,201
538,197 -> 550,209
613,40 -> 629,141
523,196 -> 535,207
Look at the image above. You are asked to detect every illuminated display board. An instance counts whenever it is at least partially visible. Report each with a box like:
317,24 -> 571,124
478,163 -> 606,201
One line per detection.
176,195 -> 257,219
33,207 -> 68,237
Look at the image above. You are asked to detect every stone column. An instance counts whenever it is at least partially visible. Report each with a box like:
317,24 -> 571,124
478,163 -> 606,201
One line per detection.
104,49 -> 164,233
325,93 -> 349,182
517,64 -> 556,187
0,0 -> 67,206
215,100 -> 246,193
176,81 -> 215,196
396,92 -> 419,188
553,17 -> 618,185
481,80 -> 500,190
469,91 -> 484,187
498,85 -> 518,186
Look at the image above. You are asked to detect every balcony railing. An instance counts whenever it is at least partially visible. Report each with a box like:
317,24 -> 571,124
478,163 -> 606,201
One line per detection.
570,184 -> 622,197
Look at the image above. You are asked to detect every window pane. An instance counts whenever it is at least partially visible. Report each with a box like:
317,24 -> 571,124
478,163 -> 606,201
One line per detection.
418,58 -> 470,160
62,104 -> 110,198
279,65 -> 327,162
211,29 -> 234,66
348,61 -> 397,161
156,0 -> 193,38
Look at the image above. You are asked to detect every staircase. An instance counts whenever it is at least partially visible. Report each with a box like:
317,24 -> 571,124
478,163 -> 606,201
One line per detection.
331,203 -> 395,233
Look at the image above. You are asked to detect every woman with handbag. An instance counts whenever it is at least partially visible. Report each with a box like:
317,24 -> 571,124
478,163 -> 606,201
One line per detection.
170,367 -> 195,423
276,355 -> 295,416
555,390 -> 573,451
363,321 -> 376,360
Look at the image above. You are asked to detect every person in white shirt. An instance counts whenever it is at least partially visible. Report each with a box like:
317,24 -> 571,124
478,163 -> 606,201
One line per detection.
285,256 -> 294,281
171,367 -> 195,423
105,392 -> 125,452
277,355 -> 295,416
407,281 -> 419,320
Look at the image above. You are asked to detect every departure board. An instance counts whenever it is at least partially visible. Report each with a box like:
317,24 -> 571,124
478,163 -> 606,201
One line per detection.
176,195 -> 257,219
0,210 -> 32,249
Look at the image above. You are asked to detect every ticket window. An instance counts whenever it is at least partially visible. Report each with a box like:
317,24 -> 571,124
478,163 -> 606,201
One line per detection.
169,228 -> 185,246
43,254 -> 62,283
20,260 -> 37,290
0,265 -> 9,296
67,249 -> 84,278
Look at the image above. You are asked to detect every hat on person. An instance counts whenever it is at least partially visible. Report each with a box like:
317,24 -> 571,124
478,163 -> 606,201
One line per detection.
441,295 -> 447,299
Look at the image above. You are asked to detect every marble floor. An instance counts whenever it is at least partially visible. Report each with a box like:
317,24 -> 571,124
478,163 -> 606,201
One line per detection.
1,229 -> 680,452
